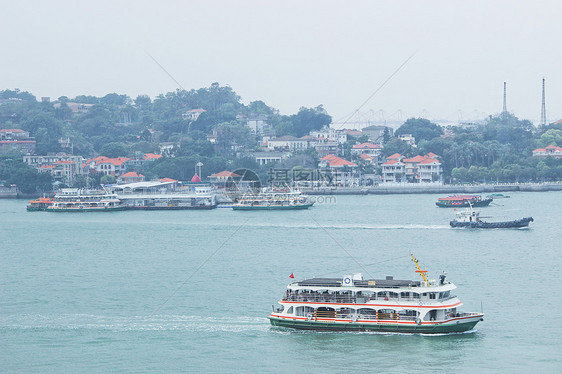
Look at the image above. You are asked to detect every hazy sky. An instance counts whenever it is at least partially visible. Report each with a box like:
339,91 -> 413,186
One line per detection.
2,0 -> 561,124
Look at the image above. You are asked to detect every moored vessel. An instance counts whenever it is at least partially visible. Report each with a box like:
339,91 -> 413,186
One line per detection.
46,189 -> 125,212
233,189 -> 313,210
436,194 -> 493,208
450,207 -> 533,228
26,197 -> 53,211
269,255 -> 483,334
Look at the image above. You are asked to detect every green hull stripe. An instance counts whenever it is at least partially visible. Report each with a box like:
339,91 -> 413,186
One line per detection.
269,317 -> 480,334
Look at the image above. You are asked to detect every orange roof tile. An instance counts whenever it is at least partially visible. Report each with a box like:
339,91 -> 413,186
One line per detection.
159,177 -> 177,182
120,172 -> 144,178
382,159 -> 404,166
418,158 -> 440,165
211,170 -> 241,178
403,155 -> 426,163
143,153 -> 162,160
387,153 -> 402,159
325,156 -> 357,167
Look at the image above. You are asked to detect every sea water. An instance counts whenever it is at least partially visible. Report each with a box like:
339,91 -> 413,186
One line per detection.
1,192 -> 561,373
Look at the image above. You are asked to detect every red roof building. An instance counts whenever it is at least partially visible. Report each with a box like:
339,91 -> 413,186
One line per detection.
533,145 -> 562,158
118,172 -> 145,184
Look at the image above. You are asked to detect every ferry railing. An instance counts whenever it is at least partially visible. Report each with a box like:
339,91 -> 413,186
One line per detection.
282,294 -> 455,304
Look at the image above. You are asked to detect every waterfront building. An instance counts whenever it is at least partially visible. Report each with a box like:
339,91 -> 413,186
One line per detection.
86,156 -> 130,177
320,155 -> 359,187
351,142 -> 382,157
0,128 -> 36,155
118,172 -> 145,184
381,159 -> 406,183
383,153 -> 442,183
361,125 -> 393,144
24,153 -> 85,184
532,145 -> 562,159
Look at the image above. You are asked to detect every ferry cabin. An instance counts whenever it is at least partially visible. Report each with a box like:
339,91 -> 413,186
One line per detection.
280,277 -> 455,320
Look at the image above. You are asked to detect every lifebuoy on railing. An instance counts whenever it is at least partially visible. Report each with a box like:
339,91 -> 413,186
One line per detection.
306,313 -> 313,321
415,318 -> 422,325
352,315 -> 359,323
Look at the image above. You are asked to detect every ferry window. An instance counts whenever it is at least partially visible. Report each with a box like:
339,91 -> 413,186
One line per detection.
429,293 -> 436,299
400,292 -> 410,298
412,293 -> 420,299
439,292 -> 444,299
443,291 -> 450,298
389,292 -> 398,299
422,293 -> 428,298
287,306 -> 293,314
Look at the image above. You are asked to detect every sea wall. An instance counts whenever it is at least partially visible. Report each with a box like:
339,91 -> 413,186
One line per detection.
303,182 -> 562,195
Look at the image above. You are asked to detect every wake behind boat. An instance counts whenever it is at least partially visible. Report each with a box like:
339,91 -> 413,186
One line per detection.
269,255 -> 483,334
450,207 -> 533,228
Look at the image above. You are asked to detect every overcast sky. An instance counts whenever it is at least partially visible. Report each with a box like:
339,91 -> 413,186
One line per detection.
1,0 -> 561,124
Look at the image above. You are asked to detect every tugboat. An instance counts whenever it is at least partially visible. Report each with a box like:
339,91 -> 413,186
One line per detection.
450,206 -> 533,229
436,194 -> 493,208
268,255 -> 484,334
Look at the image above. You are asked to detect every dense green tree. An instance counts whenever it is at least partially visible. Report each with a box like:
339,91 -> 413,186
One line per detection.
100,142 -> 129,157
0,89 -> 36,101
0,158 -> 52,193
382,138 -> 414,158
395,118 -> 443,142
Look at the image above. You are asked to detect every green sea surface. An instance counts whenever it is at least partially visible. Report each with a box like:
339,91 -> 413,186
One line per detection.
1,192 -> 560,373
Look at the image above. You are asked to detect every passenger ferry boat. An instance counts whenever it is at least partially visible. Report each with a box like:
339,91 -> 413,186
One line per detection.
450,207 -> 533,229
436,194 -> 493,208
26,197 -> 53,211
269,255 -> 484,334
233,189 -> 313,210
46,189 -> 125,212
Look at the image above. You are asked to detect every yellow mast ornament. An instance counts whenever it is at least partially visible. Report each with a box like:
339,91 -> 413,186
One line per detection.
411,254 -> 430,286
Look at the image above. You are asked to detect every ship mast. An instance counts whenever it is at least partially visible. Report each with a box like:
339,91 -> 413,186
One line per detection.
411,254 -> 430,285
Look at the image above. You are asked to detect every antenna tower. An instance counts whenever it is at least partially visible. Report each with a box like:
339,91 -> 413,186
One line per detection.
540,78 -> 546,126
502,82 -> 507,113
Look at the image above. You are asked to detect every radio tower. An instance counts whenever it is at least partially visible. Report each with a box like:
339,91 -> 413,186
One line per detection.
540,78 -> 546,126
502,82 -> 507,113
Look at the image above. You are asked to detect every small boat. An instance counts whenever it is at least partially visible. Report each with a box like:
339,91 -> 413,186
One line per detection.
450,207 -> 533,229
268,255 -> 484,334
26,197 -> 53,211
46,189 -> 126,212
233,189 -> 313,211
436,194 -> 493,208
487,193 -> 510,199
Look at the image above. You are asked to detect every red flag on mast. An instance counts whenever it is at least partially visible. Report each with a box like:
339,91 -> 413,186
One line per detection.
289,273 -> 294,278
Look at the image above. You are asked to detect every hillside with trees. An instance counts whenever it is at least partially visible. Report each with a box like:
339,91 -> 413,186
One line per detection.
1,85 -> 561,193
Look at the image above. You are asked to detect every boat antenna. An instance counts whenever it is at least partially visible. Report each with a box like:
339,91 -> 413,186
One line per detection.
411,254 -> 430,285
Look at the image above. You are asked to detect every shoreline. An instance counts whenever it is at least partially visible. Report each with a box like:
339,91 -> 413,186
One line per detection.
3,182 -> 562,199
302,182 -> 562,195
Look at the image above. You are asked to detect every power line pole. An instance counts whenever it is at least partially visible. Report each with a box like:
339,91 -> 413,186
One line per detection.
540,78 -> 547,126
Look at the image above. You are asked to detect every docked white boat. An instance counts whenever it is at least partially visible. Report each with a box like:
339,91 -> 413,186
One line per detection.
269,255 -> 483,334
47,189 -> 125,212
233,188 -> 313,210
